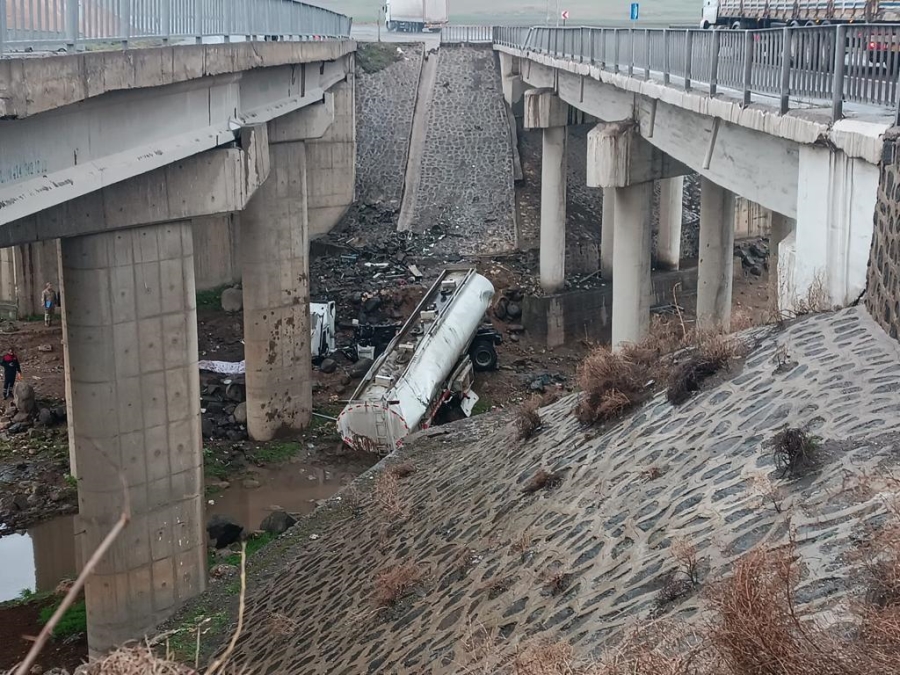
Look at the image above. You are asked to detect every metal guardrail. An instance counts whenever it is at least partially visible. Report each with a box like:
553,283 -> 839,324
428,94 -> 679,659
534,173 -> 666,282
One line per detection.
441,24 -> 492,43
494,24 -> 900,121
0,0 -> 352,54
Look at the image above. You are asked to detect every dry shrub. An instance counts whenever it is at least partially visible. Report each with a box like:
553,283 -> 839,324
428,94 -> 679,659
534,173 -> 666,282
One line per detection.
516,396 -> 543,440
591,621 -> 709,675
523,468 -> 561,494
641,466 -> 664,482
512,641 -> 579,675
671,539 -> 702,586
373,562 -> 422,607
267,611 -> 298,637
750,474 -> 784,513
771,427 -> 819,478
374,470 -> 405,521
575,344 -> 654,425
389,461 -> 417,479
78,643 -> 194,674
540,565 -> 572,596
667,333 -> 744,405
510,528 -> 534,554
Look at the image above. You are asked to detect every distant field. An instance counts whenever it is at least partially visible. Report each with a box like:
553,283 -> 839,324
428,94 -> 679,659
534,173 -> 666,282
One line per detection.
319,0 -> 702,26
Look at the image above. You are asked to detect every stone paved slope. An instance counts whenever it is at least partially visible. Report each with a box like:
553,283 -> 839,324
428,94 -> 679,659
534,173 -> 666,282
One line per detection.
225,307 -> 900,674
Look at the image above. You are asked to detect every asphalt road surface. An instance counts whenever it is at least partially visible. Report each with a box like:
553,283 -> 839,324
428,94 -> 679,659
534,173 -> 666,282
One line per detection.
351,23 -> 442,44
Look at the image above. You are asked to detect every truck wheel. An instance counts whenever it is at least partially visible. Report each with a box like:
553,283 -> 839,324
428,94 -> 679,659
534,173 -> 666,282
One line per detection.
470,341 -> 498,372
387,20 -> 395,31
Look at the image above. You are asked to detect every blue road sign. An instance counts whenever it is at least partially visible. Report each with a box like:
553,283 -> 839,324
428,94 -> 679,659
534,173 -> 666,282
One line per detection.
630,2 -> 639,20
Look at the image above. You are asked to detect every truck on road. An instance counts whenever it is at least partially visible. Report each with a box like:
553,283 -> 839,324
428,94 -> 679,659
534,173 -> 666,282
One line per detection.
701,0 -> 900,28
385,0 -> 449,33
337,268 -> 500,455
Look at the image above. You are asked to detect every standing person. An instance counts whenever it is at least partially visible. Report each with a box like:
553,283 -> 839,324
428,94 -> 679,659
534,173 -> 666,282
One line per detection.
2,348 -> 21,400
41,283 -> 57,327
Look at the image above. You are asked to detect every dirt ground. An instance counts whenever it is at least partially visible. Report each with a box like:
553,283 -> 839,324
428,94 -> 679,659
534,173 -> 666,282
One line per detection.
0,597 -> 87,673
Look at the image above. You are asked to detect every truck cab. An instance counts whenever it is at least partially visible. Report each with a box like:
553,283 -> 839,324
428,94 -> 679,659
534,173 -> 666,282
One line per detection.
701,0 -> 719,28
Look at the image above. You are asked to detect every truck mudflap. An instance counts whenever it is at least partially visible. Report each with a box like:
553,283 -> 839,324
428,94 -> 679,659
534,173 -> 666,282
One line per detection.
459,390 -> 479,417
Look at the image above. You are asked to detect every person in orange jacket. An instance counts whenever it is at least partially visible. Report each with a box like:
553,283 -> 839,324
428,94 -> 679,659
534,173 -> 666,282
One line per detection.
2,348 -> 21,400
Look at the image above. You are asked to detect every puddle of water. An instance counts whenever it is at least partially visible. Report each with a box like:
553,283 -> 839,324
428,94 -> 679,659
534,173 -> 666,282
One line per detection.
0,515 -> 78,603
206,463 -> 356,532
0,462 -> 361,604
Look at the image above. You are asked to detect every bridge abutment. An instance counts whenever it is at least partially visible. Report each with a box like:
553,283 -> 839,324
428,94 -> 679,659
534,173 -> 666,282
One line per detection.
60,222 -> 205,655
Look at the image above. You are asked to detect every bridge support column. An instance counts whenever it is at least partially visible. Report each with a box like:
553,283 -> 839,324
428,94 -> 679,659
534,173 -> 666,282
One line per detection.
61,222 -> 205,655
525,89 -> 569,294
656,176 -> 684,270
241,102 -> 337,440
769,212 -> 794,313
698,177 -> 735,331
601,188 -> 615,279
611,182 -> 653,350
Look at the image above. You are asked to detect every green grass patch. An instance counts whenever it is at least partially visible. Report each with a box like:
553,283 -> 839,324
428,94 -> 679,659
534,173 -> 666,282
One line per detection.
195,284 -> 231,310
166,607 -> 229,663
471,396 -> 493,416
250,441 -> 302,464
202,447 -> 231,481
38,598 -> 87,640
356,43 -> 401,74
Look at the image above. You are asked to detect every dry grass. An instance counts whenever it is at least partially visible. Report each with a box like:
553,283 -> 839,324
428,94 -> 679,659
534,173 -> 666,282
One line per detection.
373,562 -> 423,607
512,641 -> 580,675
515,396 -> 544,440
641,466 -> 665,482
374,470 -> 406,521
540,565 -> 572,596
510,528 -> 534,555
77,644 -> 196,674
666,333 -> 745,405
522,468 -> 561,494
671,539 -> 702,586
771,427 -> 820,478
574,344 -> 655,425
266,611 -> 298,637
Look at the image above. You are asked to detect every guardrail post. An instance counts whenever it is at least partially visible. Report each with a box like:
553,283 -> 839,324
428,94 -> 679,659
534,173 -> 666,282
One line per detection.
709,27 -> 721,96
0,0 -> 7,55
553,28 -> 558,56
644,28 -> 650,79
779,26 -> 791,114
194,0 -> 202,43
684,29 -> 693,90
614,29 -> 620,73
579,26 -> 584,62
742,30 -> 753,105
161,0 -> 171,44
120,0 -> 132,48
224,0 -> 233,42
832,24 -> 847,121
629,28 -> 634,77
663,29 -> 670,84
66,0 -> 78,50
588,27 -> 594,64
599,28 -> 606,69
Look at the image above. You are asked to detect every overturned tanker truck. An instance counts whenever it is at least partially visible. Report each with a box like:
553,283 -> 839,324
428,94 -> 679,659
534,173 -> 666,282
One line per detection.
337,267 -> 500,454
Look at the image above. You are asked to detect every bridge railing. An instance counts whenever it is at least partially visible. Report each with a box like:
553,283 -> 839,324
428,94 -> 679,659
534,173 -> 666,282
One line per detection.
441,25 -> 492,43
494,23 -> 900,120
0,0 -> 351,54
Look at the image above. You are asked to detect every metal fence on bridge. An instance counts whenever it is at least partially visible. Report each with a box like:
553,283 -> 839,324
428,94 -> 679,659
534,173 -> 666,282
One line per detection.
494,24 -> 900,121
0,0 -> 352,54
441,24 -> 492,43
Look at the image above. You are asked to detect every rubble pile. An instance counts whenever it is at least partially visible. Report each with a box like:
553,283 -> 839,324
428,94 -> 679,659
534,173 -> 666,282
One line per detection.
200,372 -> 249,442
734,238 -> 769,277
0,382 -> 66,436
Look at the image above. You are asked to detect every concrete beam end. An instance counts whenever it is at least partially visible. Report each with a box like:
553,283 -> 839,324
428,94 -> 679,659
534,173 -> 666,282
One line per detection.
524,88 -> 569,129
587,121 -> 691,188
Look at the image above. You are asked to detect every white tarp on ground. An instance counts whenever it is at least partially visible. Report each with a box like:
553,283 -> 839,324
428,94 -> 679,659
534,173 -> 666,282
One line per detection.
198,360 -> 246,375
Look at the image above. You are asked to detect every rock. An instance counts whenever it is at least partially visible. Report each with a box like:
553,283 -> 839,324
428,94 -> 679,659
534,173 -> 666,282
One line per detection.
340,373 -> 352,386
209,563 -> 238,579
37,408 -> 53,426
221,287 -> 243,313
8,422 -> 28,434
36,344 -> 52,353
13,382 -> 35,416
529,378 -> 546,393
320,358 -> 337,374
507,324 -> 525,334
206,514 -> 243,549
233,402 -> 247,425
13,411 -> 30,423
201,418 -> 214,438
226,429 -> 246,441
510,334 -> 520,343
205,401 -> 225,414
260,509 -> 297,535
51,406 -> 67,422
349,358 -> 374,379
242,478 -> 261,489
363,296 -> 382,313
505,302 -> 522,320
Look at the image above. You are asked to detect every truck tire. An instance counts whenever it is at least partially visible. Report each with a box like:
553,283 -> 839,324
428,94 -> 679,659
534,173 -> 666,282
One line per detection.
470,341 -> 498,372
387,20 -> 396,31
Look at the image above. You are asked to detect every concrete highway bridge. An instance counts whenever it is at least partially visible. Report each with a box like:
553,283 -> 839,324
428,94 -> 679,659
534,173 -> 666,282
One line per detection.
0,2 -> 897,654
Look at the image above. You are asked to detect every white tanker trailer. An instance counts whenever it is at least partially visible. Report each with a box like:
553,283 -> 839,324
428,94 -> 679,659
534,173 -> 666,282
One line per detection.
337,268 -> 499,454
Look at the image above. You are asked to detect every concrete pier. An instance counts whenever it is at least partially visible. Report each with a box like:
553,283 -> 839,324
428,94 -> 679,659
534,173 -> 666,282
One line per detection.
540,126 -> 568,293
601,188 -> 615,280
656,176 -> 684,270
769,212 -> 794,311
611,182 -> 653,350
697,177 -> 735,330
241,138 -> 313,440
61,223 -> 205,654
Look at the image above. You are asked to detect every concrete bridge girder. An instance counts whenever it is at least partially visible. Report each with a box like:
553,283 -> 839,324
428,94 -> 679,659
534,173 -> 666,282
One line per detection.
585,121 -> 691,189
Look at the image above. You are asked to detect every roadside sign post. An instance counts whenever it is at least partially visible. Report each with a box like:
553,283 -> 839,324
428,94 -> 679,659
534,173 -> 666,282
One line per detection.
561,9 -> 569,26
630,2 -> 639,21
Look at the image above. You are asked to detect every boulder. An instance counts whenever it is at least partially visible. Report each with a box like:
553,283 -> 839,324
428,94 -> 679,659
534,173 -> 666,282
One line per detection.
220,287 -> 243,313
242,478 -> 261,489
37,408 -> 53,426
260,509 -> 297,536
13,382 -> 35,416
206,514 -> 243,549
233,402 -> 247,425
13,411 -> 30,423
319,358 -> 337,374
51,406 -> 67,422
349,358 -> 374,379
506,302 -> 523,320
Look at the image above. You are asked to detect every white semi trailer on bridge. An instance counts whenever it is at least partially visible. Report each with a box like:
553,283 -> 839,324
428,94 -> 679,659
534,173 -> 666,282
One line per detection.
337,268 -> 498,454
384,0 -> 449,33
